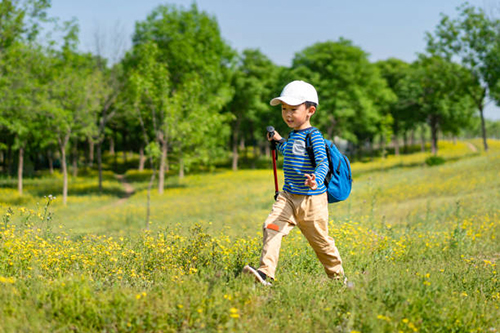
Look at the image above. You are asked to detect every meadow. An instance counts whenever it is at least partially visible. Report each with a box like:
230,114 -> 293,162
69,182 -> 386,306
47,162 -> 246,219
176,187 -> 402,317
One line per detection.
0,139 -> 499,332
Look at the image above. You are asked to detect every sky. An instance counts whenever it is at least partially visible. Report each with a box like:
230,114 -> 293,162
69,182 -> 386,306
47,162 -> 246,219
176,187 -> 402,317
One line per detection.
48,0 -> 500,120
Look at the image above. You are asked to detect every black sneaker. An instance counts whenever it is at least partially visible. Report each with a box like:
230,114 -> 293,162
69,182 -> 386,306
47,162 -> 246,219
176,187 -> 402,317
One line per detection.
242,265 -> 272,286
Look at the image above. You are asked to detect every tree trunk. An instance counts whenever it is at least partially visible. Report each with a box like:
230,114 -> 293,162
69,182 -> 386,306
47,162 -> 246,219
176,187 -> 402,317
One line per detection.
232,117 -> 245,171
479,105 -> 489,152
165,151 -> 169,173
232,139 -> 239,171
72,140 -> 78,178
430,118 -> 438,155
420,125 -> 426,152
232,125 -> 240,171
7,143 -> 12,175
18,146 -> 24,196
88,137 -> 94,167
380,134 -> 386,159
59,135 -> 70,205
367,139 -> 373,160
47,150 -> 54,174
109,135 -> 115,155
252,144 -> 259,169
62,149 -> 68,205
348,142 -> 354,158
327,126 -> 334,141
179,149 -> 184,179
97,141 -> 103,193
113,132 -> 117,170
138,145 -> 145,171
122,131 -> 128,164
146,158 -> 156,230
327,115 -> 336,140
158,137 -> 167,194
403,131 -> 408,154
410,129 -> 415,147
393,134 -> 400,156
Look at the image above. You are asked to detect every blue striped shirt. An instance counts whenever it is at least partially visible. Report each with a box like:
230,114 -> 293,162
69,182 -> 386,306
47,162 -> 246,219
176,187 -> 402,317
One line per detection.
277,127 -> 329,196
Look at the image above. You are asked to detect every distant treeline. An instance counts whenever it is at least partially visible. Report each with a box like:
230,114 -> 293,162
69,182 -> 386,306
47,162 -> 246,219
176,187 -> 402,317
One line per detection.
1,1 -> 500,204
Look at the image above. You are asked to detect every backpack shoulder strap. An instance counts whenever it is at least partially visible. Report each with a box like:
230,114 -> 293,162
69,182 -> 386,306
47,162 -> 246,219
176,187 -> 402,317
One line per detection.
305,128 -> 319,168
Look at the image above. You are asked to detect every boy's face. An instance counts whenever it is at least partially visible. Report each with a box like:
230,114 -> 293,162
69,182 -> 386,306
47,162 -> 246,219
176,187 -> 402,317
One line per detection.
281,102 -> 316,130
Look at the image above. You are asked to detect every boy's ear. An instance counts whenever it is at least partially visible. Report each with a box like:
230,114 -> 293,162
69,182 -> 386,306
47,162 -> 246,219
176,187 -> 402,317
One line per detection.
307,105 -> 316,115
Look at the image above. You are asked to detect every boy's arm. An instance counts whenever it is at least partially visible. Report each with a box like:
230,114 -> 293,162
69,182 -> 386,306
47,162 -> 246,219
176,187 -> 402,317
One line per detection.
309,131 -> 329,185
268,131 -> 287,154
276,138 -> 287,154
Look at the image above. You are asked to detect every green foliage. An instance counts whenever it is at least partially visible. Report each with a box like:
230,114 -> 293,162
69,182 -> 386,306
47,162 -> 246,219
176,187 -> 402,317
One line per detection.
3,0 -> 500,202
425,155 -> 446,166
126,41 -> 170,148
0,42 -> 41,149
226,49 -> 281,168
129,3 -> 236,172
459,117 -> 500,139
426,3 -> 500,150
375,58 -> 415,136
426,4 -> 500,89
399,55 -> 477,153
290,39 -> 396,144
486,41 -> 500,104
0,0 -> 51,50
144,141 -> 161,163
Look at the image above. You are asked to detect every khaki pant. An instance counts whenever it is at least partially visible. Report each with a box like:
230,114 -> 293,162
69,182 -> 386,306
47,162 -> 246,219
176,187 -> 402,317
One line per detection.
259,191 -> 344,280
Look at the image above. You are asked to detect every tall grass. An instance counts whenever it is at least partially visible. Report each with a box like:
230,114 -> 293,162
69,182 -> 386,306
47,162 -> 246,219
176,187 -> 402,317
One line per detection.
0,140 -> 499,332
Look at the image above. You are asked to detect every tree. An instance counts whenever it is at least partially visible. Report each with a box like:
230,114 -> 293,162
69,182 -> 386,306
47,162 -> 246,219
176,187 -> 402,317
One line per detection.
427,3 -> 500,151
0,42 -> 42,195
376,58 -> 417,155
126,41 -> 171,195
400,55 -> 477,154
484,30 -> 500,108
290,39 -> 395,151
0,0 -> 55,193
226,49 -> 280,170
132,3 -> 235,181
0,0 -> 51,51
41,24 -> 101,204
88,60 -> 124,192
90,23 -> 128,190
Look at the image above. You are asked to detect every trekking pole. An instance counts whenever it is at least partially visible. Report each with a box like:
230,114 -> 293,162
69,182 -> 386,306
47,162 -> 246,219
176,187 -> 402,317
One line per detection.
266,126 -> 279,200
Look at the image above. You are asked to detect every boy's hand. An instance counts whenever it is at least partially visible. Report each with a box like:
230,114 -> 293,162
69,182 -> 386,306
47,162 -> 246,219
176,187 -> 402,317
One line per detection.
304,173 -> 318,190
267,131 -> 282,142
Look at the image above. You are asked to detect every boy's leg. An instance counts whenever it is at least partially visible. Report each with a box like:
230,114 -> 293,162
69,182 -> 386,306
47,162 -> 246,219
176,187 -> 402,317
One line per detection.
296,193 -> 344,279
258,192 -> 296,279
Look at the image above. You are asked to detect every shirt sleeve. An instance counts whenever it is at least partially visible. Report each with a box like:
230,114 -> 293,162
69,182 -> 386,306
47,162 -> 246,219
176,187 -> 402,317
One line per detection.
310,131 -> 329,185
277,139 -> 287,155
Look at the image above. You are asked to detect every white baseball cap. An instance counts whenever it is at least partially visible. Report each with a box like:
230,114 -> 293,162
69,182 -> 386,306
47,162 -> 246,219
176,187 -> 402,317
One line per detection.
270,80 -> 319,106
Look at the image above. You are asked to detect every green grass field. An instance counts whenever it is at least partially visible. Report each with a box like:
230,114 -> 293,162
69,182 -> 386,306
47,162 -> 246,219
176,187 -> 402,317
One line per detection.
1,140 -> 499,332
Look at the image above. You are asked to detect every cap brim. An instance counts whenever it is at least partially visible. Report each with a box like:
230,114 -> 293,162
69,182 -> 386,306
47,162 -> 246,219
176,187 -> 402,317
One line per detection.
270,96 -> 305,106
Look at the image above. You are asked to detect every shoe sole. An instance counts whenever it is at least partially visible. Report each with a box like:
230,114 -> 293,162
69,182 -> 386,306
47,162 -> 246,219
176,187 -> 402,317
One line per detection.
242,265 -> 272,286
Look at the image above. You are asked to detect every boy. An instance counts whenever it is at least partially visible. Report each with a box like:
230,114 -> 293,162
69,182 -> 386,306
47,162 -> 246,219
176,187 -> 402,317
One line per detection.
243,80 -> 344,286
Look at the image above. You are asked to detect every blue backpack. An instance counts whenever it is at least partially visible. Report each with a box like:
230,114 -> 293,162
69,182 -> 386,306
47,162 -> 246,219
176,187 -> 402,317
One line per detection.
305,129 -> 353,203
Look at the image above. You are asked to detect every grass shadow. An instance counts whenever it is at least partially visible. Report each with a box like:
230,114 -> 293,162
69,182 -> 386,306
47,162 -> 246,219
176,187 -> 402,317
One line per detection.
29,184 -> 128,198
353,153 -> 480,177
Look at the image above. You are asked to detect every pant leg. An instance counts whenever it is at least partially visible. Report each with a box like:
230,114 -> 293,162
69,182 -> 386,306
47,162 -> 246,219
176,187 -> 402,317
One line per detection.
295,193 -> 344,278
258,192 -> 296,279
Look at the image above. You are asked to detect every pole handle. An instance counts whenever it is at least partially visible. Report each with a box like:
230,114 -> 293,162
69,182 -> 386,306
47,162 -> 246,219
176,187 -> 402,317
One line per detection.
267,126 -> 276,150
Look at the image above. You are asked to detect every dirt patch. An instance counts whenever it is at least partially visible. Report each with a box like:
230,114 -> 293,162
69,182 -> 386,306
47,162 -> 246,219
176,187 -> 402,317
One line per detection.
114,174 -> 135,205
466,142 -> 478,152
